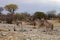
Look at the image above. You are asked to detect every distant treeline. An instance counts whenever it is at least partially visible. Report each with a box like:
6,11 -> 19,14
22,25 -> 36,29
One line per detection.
0,4 -> 60,23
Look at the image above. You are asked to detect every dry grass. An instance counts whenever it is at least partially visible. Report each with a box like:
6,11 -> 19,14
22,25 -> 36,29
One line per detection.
0,20 -> 60,40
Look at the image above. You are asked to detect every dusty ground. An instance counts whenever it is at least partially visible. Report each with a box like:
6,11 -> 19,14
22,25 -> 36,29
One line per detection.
0,20 -> 60,40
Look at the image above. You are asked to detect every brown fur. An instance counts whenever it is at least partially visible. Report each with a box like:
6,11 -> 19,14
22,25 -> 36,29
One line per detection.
39,20 -> 53,31
28,21 -> 36,26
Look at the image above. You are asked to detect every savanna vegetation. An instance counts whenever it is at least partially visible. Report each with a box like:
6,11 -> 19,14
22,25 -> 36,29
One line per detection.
0,4 -> 60,24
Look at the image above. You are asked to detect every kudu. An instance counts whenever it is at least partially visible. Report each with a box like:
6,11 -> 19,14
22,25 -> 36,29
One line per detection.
44,20 -> 53,31
39,20 -> 53,31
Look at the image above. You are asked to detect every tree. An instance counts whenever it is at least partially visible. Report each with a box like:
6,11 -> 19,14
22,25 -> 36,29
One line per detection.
47,10 -> 56,19
13,13 -> 25,21
4,4 -> 18,24
33,12 -> 47,20
4,4 -> 18,14
0,7 -> 4,14
21,12 -> 31,21
21,12 -> 30,17
57,13 -> 60,19
0,7 -> 4,20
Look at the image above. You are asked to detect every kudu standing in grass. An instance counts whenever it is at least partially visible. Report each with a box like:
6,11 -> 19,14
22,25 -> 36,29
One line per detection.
39,19 -> 53,31
44,20 -> 53,31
